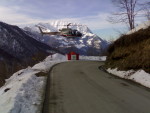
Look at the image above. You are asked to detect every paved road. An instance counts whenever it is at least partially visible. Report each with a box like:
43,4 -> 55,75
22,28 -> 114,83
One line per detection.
43,61 -> 150,113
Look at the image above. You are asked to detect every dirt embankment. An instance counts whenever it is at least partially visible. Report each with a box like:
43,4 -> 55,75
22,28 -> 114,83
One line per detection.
105,26 -> 150,73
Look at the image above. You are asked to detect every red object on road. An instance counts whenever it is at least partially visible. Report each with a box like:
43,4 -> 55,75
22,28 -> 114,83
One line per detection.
67,52 -> 79,60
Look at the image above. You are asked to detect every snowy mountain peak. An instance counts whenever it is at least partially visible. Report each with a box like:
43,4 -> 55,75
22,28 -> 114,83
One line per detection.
49,21 -> 92,34
23,21 -> 109,56
35,21 -> 92,34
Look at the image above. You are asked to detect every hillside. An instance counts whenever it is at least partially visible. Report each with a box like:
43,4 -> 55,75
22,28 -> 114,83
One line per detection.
0,21 -> 62,87
105,25 -> 150,73
0,21 -> 59,59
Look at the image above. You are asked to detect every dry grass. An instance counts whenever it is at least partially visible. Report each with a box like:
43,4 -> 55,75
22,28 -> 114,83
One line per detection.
106,26 -> 150,73
35,72 -> 48,77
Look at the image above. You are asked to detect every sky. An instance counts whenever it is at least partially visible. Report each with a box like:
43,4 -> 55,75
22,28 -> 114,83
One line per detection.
0,0 -> 149,40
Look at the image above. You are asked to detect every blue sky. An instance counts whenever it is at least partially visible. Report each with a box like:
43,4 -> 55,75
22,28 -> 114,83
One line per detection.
0,0 -> 149,40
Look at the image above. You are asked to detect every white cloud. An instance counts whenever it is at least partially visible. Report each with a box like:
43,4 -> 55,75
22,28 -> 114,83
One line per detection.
0,5 -> 128,40
55,13 -> 123,30
0,6 -> 39,24
0,6 -> 118,30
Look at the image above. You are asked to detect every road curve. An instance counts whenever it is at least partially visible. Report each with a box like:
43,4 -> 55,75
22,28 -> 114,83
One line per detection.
43,61 -> 150,113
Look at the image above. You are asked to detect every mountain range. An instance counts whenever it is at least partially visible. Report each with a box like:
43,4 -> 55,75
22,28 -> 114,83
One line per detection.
0,21 -> 109,86
0,21 -> 61,86
24,21 -> 109,56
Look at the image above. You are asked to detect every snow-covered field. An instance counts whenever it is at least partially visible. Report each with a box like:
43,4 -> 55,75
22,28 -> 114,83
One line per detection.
107,68 -> 150,88
0,54 -> 105,113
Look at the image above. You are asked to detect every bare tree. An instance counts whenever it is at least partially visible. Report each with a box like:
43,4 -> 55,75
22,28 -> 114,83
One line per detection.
108,0 -> 138,30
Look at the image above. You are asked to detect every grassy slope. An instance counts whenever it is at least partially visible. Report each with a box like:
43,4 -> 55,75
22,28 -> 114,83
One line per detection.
105,26 -> 150,73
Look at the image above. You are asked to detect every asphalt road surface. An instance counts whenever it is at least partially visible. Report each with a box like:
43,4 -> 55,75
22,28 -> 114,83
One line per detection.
43,61 -> 150,113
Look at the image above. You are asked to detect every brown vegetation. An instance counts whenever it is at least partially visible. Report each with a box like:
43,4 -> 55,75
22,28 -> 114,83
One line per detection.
0,60 -> 22,86
105,26 -> 150,73
36,72 -> 48,77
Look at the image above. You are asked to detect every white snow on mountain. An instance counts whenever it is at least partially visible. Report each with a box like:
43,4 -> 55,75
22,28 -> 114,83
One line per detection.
48,21 -> 92,34
23,21 -> 109,56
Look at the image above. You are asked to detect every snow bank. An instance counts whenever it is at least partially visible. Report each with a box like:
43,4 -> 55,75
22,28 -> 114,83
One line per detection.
0,67 -> 44,113
129,70 -> 150,88
80,56 -> 106,61
51,53 -> 67,61
0,54 -> 67,113
107,68 -> 150,88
